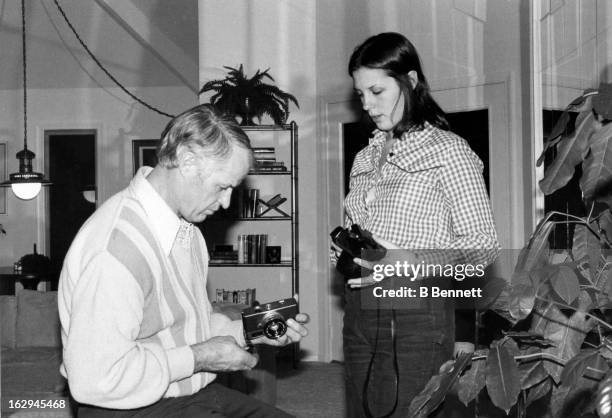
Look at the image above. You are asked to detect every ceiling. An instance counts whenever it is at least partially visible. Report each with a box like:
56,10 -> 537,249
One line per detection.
0,0 -> 199,91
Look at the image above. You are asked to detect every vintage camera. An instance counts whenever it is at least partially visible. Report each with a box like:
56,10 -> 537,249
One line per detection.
242,298 -> 298,341
330,224 -> 386,278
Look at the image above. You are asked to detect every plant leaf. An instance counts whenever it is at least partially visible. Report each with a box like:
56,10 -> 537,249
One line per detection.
573,223 -> 603,268
550,383 -> 572,417
530,304 -> 594,383
507,272 -> 537,322
592,83 -> 612,119
407,353 -> 472,417
580,121 -> 612,210
503,331 -> 555,348
525,376 -> 552,407
539,110 -> 595,195
560,349 -> 598,387
598,209 -> 612,244
559,353 -> 608,417
485,340 -> 521,413
538,111 -> 571,167
457,358 -> 486,406
515,219 -> 556,272
519,360 -> 549,389
538,92 -> 595,167
550,264 -> 580,304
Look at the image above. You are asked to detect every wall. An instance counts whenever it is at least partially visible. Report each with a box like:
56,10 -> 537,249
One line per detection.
199,0 -> 531,362
0,85 -> 196,265
198,0 -> 321,360
0,0 -> 198,270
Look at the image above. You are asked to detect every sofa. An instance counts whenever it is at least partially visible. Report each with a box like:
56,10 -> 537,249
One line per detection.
1,290 -> 71,417
1,292 -> 276,417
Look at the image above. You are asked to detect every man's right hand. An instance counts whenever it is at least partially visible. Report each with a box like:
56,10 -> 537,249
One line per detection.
191,336 -> 258,373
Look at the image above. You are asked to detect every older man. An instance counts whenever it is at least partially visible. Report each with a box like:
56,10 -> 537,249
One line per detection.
58,104 -> 307,417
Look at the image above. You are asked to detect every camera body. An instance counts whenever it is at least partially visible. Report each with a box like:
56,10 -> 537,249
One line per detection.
330,224 -> 386,278
242,298 -> 298,341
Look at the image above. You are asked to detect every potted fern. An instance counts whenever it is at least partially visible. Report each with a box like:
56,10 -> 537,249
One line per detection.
199,65 -> 299,126
408,83 -> 612,417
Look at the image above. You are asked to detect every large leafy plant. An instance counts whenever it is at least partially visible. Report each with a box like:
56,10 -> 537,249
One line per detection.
409,83 -> 612,417
199,64 -> 299,126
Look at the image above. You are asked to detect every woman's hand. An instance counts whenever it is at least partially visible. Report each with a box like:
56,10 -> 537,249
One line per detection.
329,243 -> 342,266
347,235 -> 417,288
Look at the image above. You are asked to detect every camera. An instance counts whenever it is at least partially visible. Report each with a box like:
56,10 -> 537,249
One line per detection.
242,298 -> 299,341
330,224 -> 386,278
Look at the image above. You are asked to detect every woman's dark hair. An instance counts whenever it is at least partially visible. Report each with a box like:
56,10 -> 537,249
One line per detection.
348,32 -> 449,135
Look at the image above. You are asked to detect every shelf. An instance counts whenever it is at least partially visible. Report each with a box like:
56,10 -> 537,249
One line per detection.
209,262 -> 293,267
242,124 -> 294,131
205,122 -> 298,304
248,170 -> 292,176
208,216 -> 291,222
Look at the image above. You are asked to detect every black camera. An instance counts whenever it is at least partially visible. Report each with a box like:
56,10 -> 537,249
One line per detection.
242,298 -> 298,341
330,224 -> 386,278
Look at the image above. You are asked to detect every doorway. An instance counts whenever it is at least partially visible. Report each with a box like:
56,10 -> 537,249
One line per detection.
46,130 -> 96,273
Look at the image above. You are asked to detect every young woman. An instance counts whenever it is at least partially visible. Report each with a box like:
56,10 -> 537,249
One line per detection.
339,32 -> 499,417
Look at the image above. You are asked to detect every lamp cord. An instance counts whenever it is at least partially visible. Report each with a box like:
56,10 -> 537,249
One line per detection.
21,0 -> 27,150
51,0 -> 176,119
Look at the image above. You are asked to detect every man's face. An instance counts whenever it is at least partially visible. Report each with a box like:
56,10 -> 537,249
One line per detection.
179,146 -> 251,223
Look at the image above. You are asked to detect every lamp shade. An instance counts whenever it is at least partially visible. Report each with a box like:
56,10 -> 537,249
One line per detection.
0,148 -> 51,200
11,183 -> 42,200
81,185 -> 96,204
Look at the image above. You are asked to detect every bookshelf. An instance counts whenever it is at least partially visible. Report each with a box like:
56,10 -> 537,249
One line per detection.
200,123 -> 299,305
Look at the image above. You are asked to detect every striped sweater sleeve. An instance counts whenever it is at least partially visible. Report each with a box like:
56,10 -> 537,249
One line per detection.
61,251 -> 194,409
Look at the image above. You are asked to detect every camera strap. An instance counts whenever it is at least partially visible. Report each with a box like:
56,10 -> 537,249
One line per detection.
362,303 -> 399,418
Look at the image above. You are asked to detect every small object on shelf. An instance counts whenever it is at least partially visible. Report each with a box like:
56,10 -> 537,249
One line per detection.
256,195 -> 289,217
248,189 -> 259,217
241,188 -> 266,218
210,244 -> 239,264
251,165 -> 287,173
237,234 -> 269,264
215,287 -> 256,305
19,244 -> 51,274
265,246 -> 282,264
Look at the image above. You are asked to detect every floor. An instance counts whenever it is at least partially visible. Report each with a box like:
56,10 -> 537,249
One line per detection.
276,360 -> 345,418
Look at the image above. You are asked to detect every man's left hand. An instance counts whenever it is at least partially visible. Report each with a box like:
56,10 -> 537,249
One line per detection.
251,313 -> 309,347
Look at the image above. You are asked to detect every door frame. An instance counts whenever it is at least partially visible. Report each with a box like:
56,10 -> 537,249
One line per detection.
33,121 -> 104,257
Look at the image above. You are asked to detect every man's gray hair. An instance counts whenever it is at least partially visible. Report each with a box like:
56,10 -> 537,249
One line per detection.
157,104 -> 252,168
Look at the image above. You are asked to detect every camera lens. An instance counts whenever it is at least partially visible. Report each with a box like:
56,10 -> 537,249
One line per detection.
260,312 -> 288,339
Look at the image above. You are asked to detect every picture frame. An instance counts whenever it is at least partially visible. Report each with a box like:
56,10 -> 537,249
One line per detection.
0,142 -> 6,214
132,139 -> 159,174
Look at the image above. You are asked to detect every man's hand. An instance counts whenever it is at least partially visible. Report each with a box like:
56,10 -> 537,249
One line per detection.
251,313 -> 310,347
191,336 -> 258,373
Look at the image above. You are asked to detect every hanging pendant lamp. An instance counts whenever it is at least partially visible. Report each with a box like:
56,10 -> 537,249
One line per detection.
0,0 -> 51,200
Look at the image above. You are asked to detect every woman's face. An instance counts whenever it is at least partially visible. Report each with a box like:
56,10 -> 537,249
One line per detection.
352,67 -> 405,132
